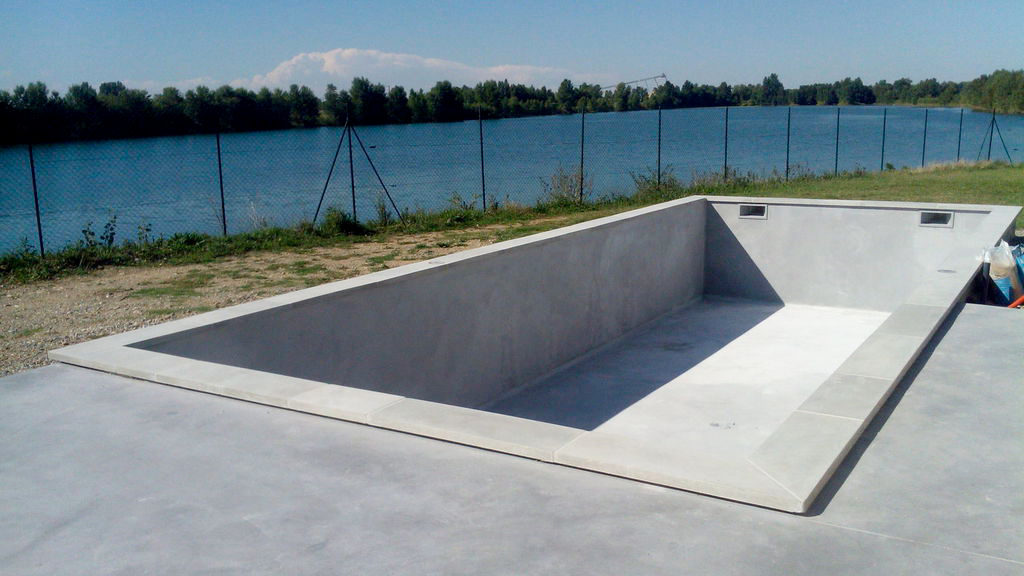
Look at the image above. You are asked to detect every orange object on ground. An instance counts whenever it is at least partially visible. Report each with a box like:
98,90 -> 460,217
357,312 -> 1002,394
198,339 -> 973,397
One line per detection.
1008,295 -> 1024,308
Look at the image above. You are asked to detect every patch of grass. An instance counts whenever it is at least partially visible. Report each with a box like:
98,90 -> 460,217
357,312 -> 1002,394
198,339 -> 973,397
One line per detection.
493,224 -> 555,242
14,327 -> 43,338
287,260 -> 326,276
366,251 -> 399,266
144,305 -> 215,318
220,268 -> 256,279
257,278 -> 302,289
128,270 -> 215,299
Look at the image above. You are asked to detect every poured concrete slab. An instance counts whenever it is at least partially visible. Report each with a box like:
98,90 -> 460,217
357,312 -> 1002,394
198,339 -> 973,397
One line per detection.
4,304 -> 1022,574
48,197 -> 1021,512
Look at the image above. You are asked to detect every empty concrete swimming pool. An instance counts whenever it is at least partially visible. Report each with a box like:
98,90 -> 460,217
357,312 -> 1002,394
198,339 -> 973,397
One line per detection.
51,196 -> 1020,512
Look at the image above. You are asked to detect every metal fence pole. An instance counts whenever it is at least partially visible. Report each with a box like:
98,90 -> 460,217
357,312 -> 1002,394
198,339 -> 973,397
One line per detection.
880,108 -> 887,171
478,105 -> 486,210
657,104 -> 663,187
723,106 -> 729,180
834,106 -> 841,175
993,115 -> 1014,165
921,109 -> 929,167
578,108 -> 586,203
313,120 -> 348,224
215,133 -> 227,236
28,144 -> 44,256
348,121 -> 356,220
955,108 -> 964,162
987,109 -> 995,161
785,107 -> 791,181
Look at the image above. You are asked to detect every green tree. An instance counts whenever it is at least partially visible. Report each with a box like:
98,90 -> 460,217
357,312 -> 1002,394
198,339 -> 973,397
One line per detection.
427,81 -> 463,122
321,84 -> 350,125
349,77 -> 387,124
386,86 -> 410,123
759,73 -> 786,106
408,89 -> 429,122
287,84 -> 320,127
555,79 -> 578,114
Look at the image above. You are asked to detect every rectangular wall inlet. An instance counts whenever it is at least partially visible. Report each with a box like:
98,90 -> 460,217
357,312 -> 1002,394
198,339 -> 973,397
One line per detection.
919,211 -> 953,227
739,204 -> 767,219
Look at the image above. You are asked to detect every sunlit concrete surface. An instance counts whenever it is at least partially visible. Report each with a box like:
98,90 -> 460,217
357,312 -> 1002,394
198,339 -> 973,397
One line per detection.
3,304 -> 1022,574
49,197 -> 1021,511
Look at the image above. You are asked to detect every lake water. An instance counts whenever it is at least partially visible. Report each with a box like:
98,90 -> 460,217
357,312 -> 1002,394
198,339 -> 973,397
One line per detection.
1,106 -> 1020,253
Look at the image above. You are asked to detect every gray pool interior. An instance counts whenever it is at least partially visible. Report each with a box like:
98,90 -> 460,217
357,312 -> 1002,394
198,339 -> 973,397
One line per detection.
132,197 -> 992,414
54,196 -> 1020,512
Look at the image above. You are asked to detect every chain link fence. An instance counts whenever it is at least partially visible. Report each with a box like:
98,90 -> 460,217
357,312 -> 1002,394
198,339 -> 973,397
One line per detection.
0,106 -> 1017,256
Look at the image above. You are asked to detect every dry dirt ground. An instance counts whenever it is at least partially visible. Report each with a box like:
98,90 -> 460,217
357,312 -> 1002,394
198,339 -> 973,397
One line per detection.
1,218 -> 578,377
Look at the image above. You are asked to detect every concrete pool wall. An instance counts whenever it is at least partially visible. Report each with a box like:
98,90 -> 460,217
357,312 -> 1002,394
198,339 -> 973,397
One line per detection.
132,200 -> 706,409
51,196 -> 1020,512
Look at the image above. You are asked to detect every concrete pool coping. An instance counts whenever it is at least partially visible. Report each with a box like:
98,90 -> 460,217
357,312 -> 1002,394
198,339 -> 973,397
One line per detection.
49,196 -> 1021,513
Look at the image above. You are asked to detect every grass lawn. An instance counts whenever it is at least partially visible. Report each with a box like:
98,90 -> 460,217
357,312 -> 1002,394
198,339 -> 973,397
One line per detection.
739,163 -> 1023,221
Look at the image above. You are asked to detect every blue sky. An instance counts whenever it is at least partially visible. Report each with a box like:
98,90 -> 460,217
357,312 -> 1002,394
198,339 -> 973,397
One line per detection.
1,0 -> 1021,94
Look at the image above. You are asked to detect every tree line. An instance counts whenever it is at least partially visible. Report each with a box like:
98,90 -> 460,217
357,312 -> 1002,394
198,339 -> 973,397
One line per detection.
1,69 -> 1021,146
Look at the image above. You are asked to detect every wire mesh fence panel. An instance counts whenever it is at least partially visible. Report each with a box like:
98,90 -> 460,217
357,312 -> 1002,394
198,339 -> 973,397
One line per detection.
989,111 -> 1021,163
0,146 -> 38,254
660,107 -> 727,183
834,106 -> 884,173
727,106 -> 789,178
29,135 -> 221,252
921,108 -> 961,166
350,120 -> 480,220
962,109 -> 1017,163
219,127 -> 342,233
485,114 -> 582,208
789,107 -> 840,176
880,107 -> 929,170
585,109 -> 659,200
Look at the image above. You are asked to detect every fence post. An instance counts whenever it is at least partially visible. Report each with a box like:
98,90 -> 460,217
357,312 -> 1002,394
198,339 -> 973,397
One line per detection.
478,105 -> 486,210
987,109 -> 995,161
834,106 -> 841,175
785,107 -> 791,181
216,133 -> 227,236
348,121 -> 356,220
578,107 -> 585,203
657,104 -> 662,187
28,144 -> 44,256
723,106 -> 729,180
313,120 -> 348,224
880,108 -> 887,171
921,109 -> 929,167
955,108 -> 964,162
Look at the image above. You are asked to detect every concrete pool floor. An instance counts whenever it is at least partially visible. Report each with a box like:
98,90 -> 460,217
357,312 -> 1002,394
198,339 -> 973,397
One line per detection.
2,303 -> 1021,574
489,298 -> 887,437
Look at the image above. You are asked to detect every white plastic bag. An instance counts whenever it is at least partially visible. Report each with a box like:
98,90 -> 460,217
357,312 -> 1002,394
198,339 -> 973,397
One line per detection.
988,240 -> 1023,303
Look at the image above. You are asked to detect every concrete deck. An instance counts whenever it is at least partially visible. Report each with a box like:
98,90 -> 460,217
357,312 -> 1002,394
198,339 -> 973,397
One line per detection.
2,303 -> 1021,574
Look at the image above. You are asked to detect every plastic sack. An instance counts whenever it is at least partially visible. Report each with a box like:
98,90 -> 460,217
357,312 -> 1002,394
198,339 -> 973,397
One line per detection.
987,241 -> 1022,304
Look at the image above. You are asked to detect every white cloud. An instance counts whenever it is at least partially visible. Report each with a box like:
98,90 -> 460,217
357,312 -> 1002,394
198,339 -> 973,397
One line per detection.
230,48 -> 608,91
